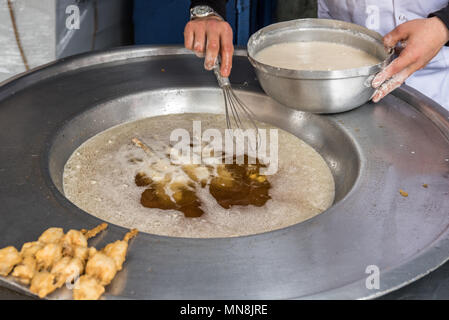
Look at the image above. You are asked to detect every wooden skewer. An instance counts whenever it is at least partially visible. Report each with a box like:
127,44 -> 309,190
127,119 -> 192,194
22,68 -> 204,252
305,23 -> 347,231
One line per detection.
123,229 -> 138,242
131,138 -> 156,157
81,223 -> 108,239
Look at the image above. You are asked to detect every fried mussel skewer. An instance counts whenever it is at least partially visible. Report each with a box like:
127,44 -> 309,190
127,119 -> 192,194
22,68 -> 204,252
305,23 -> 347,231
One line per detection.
0,223 -> 138,300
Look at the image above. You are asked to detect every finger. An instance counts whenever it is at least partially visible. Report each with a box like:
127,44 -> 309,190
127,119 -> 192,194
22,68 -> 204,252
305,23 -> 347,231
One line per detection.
371,66 -> 413,103
204,29 -> 220,70
372,47 -> 416,88
184,22 -> 194,50
371,81 -> 402,103
220,28 -> 234,77
394,40 -> 407,55
193,27 -> 206,57
383,24 -> 410,48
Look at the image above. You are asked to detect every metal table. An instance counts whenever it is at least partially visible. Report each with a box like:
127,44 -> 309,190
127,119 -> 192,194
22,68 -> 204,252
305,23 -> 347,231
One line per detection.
2,264 -> 449,299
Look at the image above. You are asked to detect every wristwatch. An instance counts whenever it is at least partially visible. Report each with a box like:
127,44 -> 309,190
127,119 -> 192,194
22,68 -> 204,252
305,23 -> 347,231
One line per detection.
190,5 -> 223,21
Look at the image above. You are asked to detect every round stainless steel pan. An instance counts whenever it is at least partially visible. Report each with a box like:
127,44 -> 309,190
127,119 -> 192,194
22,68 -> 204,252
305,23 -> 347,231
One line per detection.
0,46 -> 448,299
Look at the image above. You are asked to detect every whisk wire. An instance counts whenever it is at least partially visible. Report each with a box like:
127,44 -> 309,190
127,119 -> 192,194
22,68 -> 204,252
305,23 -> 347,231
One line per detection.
226,88 -> 243,129
224,89 -> 232,129
231,90 -> 260,133
213,59 -> 261,151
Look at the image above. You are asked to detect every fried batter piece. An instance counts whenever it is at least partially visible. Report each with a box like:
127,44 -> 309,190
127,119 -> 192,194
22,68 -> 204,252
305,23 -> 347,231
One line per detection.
81,223 -> 108,239
38,228 -> 64,244
29,271 -> 57,298
73,246 -> 89,262
0,246 -> 22,276
61,230 -> 87,257
11,242 -> 44,285
75,229 -> 138,300
63,223 -> 108,257
49,224 -> 109,288
11,256 -> 36,285
73,275 -> 105,300
6,223 -> 109,299
20,241 -> 43,257
85,249 -> 117,286
102,229 -> 138,271
2,224 -> 138,300
62,230 -> 88,248
51,256 -> 84,288
35,243 -> 63,270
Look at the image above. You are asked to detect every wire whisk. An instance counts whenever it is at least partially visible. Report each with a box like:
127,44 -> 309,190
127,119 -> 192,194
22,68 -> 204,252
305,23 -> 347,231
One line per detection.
213,59 -> 260,141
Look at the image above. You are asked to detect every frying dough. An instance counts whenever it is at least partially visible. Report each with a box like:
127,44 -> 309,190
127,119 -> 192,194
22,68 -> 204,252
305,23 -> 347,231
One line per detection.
63,113 -> 335,238
255,41 -> 381,71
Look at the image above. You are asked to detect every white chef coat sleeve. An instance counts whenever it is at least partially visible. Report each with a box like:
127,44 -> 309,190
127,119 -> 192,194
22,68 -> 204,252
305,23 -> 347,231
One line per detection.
317,0 -> 332,19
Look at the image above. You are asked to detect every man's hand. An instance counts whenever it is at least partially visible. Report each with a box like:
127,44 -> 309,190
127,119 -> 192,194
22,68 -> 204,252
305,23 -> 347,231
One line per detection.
184,16 -> 234,77
371,17 -> 449,103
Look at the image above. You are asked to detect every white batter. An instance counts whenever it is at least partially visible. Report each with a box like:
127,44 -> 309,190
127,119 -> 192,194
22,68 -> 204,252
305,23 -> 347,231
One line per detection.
255,41 -> 381,71
63,114 -> 335,238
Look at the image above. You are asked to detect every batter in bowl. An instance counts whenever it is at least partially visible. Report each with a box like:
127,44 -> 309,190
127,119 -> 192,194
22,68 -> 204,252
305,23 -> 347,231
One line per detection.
255,41 -> 381,71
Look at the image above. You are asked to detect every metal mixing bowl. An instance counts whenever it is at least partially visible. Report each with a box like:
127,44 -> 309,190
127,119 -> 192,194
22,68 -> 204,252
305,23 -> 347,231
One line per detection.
247,19 -> 394,113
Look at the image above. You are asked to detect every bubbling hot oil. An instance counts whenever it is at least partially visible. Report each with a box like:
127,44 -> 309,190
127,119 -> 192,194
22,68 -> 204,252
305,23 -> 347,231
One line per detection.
134,154 -> 271,218
63,113 -> 335,238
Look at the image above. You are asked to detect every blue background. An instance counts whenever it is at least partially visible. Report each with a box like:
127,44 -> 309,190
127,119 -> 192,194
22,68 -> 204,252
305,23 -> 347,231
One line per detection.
133,0 -> 276,46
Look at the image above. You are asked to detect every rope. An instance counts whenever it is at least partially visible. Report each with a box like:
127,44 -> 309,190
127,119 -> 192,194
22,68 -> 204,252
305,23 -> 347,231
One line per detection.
7,0 -> 30,71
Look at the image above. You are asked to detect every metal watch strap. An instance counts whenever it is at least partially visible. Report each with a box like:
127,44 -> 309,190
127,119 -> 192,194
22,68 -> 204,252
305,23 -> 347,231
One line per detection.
190,5 -> 223,21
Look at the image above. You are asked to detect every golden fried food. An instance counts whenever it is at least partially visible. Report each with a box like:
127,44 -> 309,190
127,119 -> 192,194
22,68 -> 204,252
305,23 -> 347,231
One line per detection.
81,223 -> 108,239
20,241 -> 43,258
12,242 -> 43,285
61,223 -> 109,257
35,243 -> 63,270
1,224 -> 135,300
73,275 -> 105,300
103,229 -> 138,271
51,256 -> 84,288
62,230 -> 88,248
85,250 -> 117,286
87,247 -> 97,259
73,246 -> 89,262
0,246 -> 22,276
11,256 -> 36,285
29,271 -> 57,298
63,224 -> 109,259
74,229 -> 137,300
61,230 -> 88,257
38,227 -> 64,244
123,229 -> 138,242
102,242 -> 127,271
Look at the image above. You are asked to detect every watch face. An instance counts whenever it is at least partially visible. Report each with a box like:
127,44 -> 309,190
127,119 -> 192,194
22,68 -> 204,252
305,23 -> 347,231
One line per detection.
192,5 -> 214,18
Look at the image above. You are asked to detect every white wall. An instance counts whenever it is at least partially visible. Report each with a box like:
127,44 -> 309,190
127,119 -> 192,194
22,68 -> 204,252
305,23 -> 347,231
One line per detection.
0,0 -> 133,84
0,0 -> 56,82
